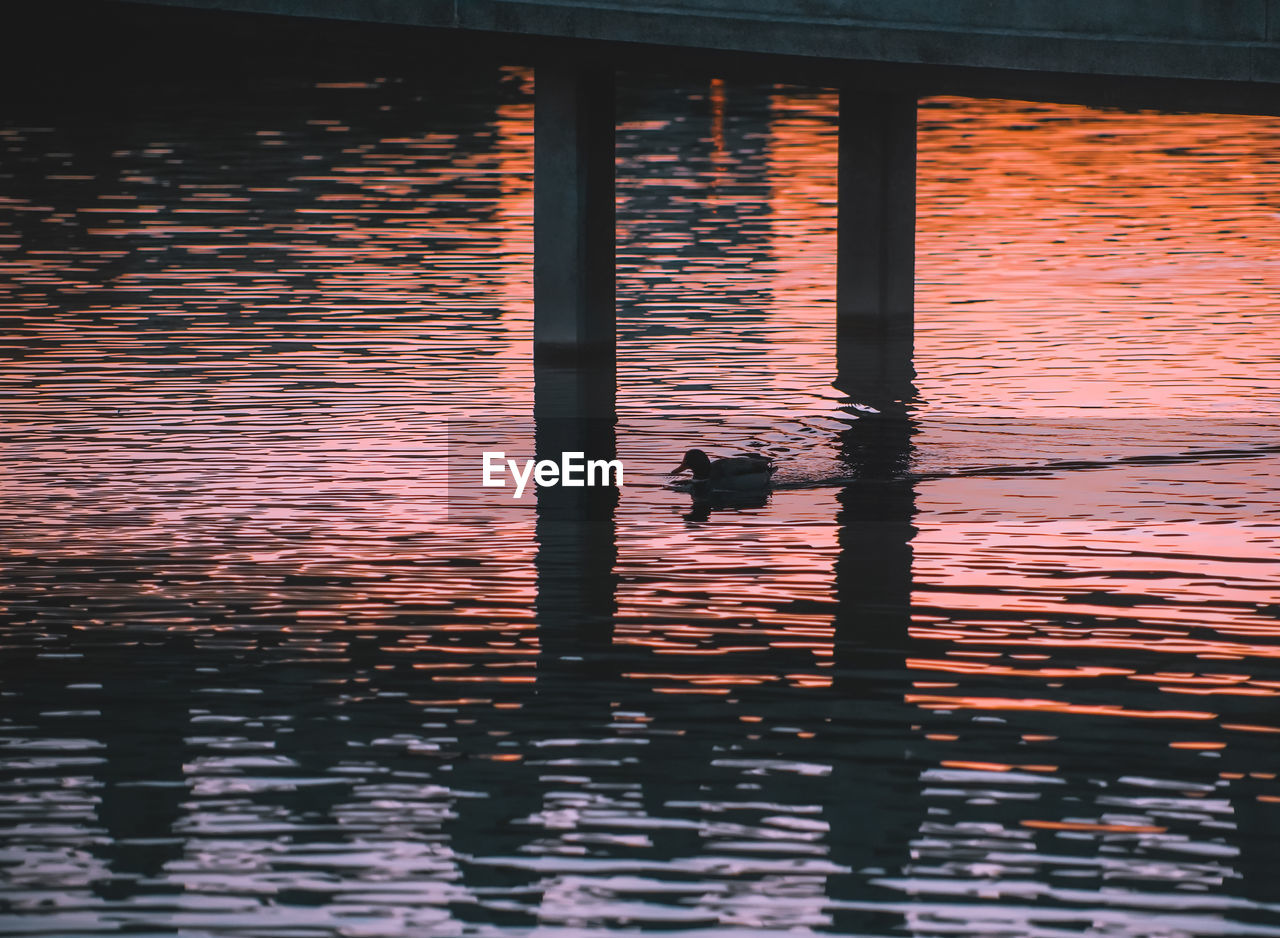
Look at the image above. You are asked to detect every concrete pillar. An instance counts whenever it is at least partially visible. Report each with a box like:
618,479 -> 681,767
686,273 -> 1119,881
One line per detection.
836,89 -> 917,404
534,62 -> 616,361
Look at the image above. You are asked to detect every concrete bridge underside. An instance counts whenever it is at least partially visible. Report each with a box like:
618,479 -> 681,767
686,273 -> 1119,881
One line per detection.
111,0 -> 1280,401
129,0 -> 1280,87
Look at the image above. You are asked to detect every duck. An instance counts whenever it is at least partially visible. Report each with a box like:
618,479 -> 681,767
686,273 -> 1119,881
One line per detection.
671,448 -> 776,492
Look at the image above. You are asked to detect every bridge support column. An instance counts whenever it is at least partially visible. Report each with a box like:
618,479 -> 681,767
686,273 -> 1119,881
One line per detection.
534,62 -> 616,362
836,89 -> 917,405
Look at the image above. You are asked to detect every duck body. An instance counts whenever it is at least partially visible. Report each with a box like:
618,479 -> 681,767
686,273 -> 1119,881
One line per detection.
673,448 -> 775,492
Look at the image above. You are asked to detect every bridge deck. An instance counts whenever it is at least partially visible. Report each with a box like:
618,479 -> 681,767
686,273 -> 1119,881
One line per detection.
128,0 -> 1280,86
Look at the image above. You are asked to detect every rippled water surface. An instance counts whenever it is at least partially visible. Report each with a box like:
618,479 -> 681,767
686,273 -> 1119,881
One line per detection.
3,47 -> 1280,938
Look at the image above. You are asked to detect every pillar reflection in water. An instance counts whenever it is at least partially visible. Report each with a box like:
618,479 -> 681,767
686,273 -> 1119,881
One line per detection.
93,637 -> 191,891
533,360 -> 619,682
827,335 -> 923,930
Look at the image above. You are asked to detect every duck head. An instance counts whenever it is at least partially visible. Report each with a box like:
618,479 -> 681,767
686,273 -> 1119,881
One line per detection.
673,448 -> 713,479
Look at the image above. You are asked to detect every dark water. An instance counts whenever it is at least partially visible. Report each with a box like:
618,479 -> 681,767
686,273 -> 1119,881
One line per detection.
3,52 -> 1280,937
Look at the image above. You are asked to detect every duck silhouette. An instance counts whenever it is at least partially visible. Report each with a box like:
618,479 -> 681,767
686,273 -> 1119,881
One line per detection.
671,448 -> 776,492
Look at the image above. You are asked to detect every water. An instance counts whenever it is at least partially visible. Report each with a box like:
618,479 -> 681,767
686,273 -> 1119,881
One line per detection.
3,47 -> 1280,938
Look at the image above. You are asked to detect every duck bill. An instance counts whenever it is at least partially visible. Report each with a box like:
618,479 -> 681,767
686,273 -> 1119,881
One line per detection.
672,459 -> 689,475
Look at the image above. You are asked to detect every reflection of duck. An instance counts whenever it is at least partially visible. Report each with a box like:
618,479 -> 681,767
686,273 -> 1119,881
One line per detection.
683,489 -> 769,523
672,448 -> 775,491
